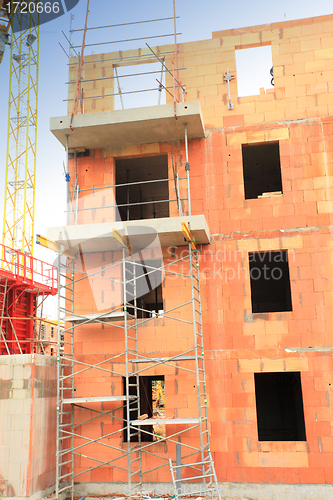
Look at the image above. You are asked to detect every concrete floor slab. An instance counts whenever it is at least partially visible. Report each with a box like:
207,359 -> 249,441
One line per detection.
50,102 -> 205,149
47,215 -> 210,253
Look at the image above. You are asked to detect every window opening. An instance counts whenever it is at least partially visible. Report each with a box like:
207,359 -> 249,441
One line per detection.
235,45 -> 273,97
116,155 -> 169,221
114,61 -> 166,110
242,142 -> 283,200
254,372 -> 306,441
249,250 -> 292,313
123,375 -> 166,442
126,260 -> 164,319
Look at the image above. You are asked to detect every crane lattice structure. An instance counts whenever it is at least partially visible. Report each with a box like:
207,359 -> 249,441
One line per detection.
2,0 -> 39,259
0,3 -> 57,356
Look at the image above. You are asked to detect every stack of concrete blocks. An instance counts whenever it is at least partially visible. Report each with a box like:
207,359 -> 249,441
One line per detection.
0,355 -> 57,498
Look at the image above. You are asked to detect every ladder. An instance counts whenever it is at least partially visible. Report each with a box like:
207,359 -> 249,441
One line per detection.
56,257 -> 75,499
167,249 -> 222,499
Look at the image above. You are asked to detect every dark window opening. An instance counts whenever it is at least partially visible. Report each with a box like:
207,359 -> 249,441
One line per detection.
254,372 -> 306,441
123,375 -> 165,442
249,250 -> 292,313
242,142 -> 282,199
115,155 -> 169,221
126,260 -> 164,319
68,149 -> 89,159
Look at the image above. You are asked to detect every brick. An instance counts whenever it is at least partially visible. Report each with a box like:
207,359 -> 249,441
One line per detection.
283,452 -> 309,467
281,236 -> 304,249
226,132 -> 247,145
223,114 -> 244,127
300,39 -> 321,52
259,451 -> 284,467
265,321 -> 289,336
238,359 -> 261,372
318,201 -> 333,214
266,127 -> 290,141
279,41 -> 300,55
306,60 -> 327,72
255,334 -> 278,349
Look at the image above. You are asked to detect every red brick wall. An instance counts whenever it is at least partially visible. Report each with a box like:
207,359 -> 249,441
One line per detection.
67,13 -> 333,485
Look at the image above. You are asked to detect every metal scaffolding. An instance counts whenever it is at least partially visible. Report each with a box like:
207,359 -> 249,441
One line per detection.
64,3 -> 186,120
56,236 -> 221,498
55,4 -> 220,498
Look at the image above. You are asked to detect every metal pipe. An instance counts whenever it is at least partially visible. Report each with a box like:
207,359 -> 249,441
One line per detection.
176,443 -> 181,496
76,197 -> 187,211
126,169 -> 130,221
140,190 -> 143,219
65,134 -> 70,225
75,184 -> 79,225
73,149 -> 77,225
173,0 -> 179,102
146,43 -> 186,93
70,16 -> 180,32
176,173 -> 183,216
72,32 -> 181,49
114,66 -> 124,110
70,176 -> 187,192
184,123 -> 191,216
67,50 -> 176,66
158,63 -> 164,105
64,83 -> 185,101
67,65 -> 186,85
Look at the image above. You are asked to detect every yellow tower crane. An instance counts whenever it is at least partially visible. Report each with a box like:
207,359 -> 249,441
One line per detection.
1,0 -> 39,259
0,2 -> 58,358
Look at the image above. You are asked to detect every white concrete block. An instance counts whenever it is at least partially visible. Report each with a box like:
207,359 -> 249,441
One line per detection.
10,446 -> 29,464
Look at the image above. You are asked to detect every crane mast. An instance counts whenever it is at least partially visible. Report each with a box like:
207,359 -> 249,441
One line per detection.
2,0 -> 39,258
0,2 -> 57,359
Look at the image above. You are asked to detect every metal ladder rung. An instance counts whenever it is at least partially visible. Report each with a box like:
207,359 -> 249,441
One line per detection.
59,471 -> 73,480
59,295 -> 73,302
175,473 -> 214,482
59,458 -> 73,466
172,458 -> 211,469
58,484 -> 72,494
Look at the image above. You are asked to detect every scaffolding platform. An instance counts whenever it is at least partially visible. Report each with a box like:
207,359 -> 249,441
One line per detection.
131,417 -> 200,425
63,395 -> 136,404
64,311 -> 135,324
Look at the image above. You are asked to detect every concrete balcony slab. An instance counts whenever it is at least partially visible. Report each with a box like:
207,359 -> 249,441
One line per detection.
50,101 -> 205,149
47,215 -> 210,253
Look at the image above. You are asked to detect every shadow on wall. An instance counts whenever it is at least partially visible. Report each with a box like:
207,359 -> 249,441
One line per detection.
0,476 -> 15,497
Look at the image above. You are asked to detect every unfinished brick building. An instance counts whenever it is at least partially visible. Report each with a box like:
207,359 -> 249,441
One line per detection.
49,12 -> 333,498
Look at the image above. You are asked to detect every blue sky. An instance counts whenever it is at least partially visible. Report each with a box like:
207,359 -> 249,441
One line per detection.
0,0 -> 332,286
